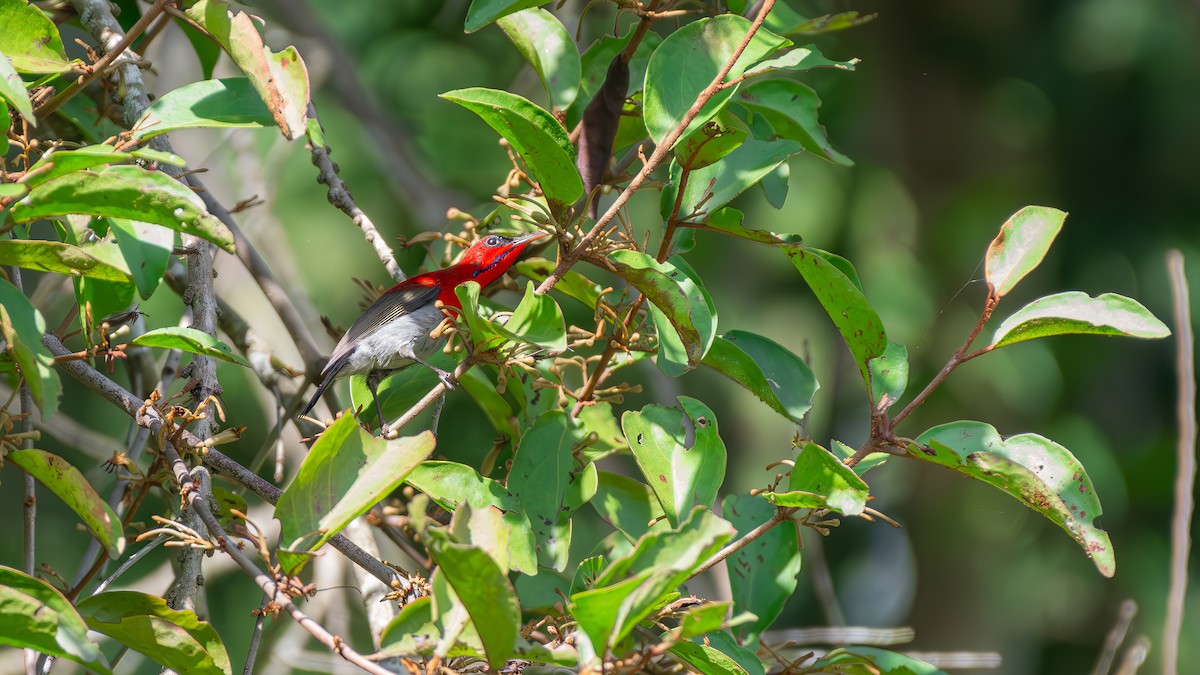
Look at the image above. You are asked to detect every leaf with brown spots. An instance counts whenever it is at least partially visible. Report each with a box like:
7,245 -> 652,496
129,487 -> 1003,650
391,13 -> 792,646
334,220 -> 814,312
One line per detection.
910,420 -> 1115,577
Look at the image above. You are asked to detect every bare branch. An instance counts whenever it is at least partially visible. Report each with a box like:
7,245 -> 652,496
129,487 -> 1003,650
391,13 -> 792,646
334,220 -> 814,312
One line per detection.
41,333 -> 400,587
1164,250 -> 1195,675
307,101 -> 404,283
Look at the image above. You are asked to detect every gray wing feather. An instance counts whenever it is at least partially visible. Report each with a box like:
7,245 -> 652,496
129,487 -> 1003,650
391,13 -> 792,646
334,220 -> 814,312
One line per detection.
323,283 -> 441,376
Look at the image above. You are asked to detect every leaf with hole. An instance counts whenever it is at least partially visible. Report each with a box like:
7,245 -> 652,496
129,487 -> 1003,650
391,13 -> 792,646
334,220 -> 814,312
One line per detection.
622,397 -> 726,528
911,421 -> 1115,577
990,291 -> 1169,348
984,206 -> 1066,297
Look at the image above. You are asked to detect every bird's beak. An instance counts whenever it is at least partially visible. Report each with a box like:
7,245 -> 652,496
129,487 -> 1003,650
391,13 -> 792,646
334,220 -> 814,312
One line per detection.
515,231 -> 548,246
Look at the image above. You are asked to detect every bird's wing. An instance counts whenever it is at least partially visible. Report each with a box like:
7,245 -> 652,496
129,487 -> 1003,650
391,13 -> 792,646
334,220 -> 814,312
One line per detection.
323,282 -> 442,376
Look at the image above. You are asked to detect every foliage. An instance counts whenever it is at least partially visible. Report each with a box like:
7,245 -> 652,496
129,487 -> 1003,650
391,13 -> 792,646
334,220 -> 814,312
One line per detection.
0,1 -> 1175,674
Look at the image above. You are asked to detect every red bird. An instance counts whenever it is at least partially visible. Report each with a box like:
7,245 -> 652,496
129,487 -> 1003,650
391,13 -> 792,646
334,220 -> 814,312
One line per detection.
303,231 -> 545,429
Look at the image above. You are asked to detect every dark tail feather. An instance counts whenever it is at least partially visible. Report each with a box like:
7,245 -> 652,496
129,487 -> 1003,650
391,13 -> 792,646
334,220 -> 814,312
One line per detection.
300,357 -> 347,417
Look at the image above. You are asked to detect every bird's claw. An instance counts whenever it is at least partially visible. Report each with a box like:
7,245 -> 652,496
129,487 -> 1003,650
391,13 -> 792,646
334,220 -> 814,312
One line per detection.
435,369 -> 458,390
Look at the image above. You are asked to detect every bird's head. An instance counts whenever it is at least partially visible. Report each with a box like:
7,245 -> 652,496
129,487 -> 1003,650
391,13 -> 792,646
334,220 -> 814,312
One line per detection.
450,230 -> 547,288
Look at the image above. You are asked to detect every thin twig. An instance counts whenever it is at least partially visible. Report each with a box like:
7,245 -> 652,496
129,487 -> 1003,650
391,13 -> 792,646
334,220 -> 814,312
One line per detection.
41,333 -> 400,587
307,101 -> 404,283
93,535 -> 168,595
1092,599 -> 1137,675
34,0 -> 171,120
1114,635 -> 1151,675
888,294 -> 998,430
534,0 -> 778,296
1163,250 -> 1194,675
689,507 -> 796,581
382,356 -> 478,437
160,443 -> 395,675
243,592 -> 270,675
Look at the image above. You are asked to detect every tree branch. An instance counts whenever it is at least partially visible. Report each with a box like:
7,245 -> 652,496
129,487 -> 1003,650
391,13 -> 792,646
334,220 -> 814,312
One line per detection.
41,333 -> 400,587
534,0 -> 777,296
307,101 -> 405,283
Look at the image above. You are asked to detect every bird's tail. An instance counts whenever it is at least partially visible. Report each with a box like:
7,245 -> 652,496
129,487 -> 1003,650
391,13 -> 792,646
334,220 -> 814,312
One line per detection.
300,356 -> 347,417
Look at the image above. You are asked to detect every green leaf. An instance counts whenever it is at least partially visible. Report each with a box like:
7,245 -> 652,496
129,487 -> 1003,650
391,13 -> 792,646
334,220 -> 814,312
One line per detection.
7,450 -> 124,558
185,1 -> 309,140
568,28 -> 660,129
814,646 -> 947,674
498,8 -> 580,110
441,87 -> 582,205
622,397 -> 726,528
0,3 -> 72,73
676,113 -> 748,170
570,556 -> 608,595
670,641 -> 750,675
724,494 -> 800,644
576,401 -> 627,462
133,78 -> 276,140
495,281 -> 567,351
5,166 -> 236,252
760,160 -> 789,208
110,219 -> 174,299
832,438 -> 889,475
670,139 -> 805,222
426,539 -> 521,668
130,327 -> 250,367
0,239 -> 131,282
868,340 -> 909,409
458,367 -> 515,436
700,630 -> 766,675
912,421 -> 1115,577
736,79 -> 852,165
643,15 -> 790,146
0,50 -> 33,122
673,600 -> 733,639
379,597 -> 437,656
984,205 -> 1066,297
647,256 -> 717,376
691,207 -> 803,246
454,280 -> 513,353
464,0 -> 547,33
514,257 -> 603,308
590,471 -> 667,545
791,12 -> 878,35
703,329 -> 817,425
0,566 -> 110,673
0,280 -> 59,417
743,44 -> 860,77
573,508 -> 735,655
406,461 -> 538,575
274,417 -> 435,574
508,410 -> 596,570
24,145 -> 186,189
990,291 -> 1170,348
786,247 -> 888,389
77,591 -> 232,675
771,442 -> 870,515
608,250 -> 716,373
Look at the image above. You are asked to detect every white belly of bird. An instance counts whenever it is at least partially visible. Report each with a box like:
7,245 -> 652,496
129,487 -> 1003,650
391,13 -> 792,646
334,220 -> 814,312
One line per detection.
343,303 -> 447,375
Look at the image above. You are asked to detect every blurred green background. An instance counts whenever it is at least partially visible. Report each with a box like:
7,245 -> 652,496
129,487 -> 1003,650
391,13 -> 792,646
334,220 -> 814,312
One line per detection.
3,1 -> 1197,673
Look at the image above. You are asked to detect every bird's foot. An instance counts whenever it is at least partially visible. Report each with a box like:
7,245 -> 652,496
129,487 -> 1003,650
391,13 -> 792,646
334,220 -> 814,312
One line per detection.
433,368 -> 458,390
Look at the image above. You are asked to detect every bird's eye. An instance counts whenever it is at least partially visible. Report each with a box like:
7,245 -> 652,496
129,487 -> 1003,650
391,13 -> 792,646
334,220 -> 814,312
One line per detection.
485,236 -> 501,246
